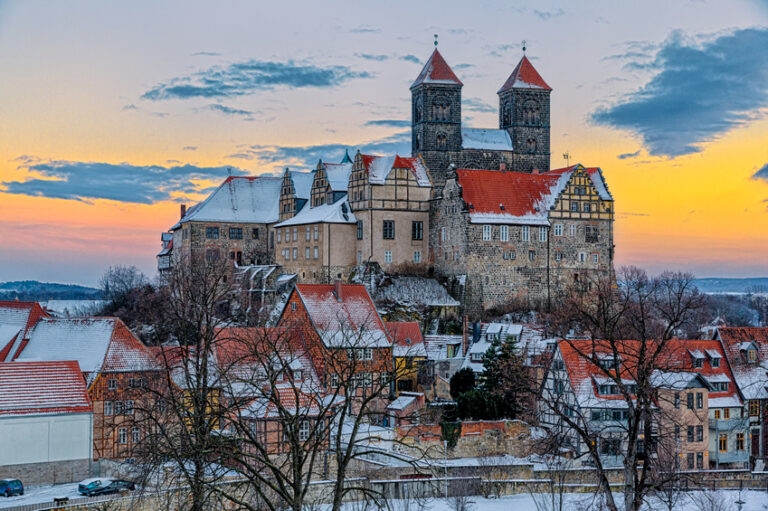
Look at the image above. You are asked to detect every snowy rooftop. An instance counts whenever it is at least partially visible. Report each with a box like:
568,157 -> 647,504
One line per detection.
461,128 -> 513,151
178,176 -> 282,226
274,198 -> 356,227
0,361 -> 91,417
288,170 -> 315,199
361,154 -> 431,187
323,162 -> 354,192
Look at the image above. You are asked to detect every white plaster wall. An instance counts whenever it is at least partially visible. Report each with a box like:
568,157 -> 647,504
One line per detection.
0,413 -> 92,465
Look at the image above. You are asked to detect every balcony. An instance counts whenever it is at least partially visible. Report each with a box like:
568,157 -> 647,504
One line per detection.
709,417 -> 749,431
710,450 -> 749,465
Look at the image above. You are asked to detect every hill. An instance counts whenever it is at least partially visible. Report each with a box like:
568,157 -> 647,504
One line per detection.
0,280 -> 102,301
694,278 -> 768,294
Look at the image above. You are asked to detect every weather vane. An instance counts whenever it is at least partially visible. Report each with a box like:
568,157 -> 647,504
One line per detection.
522,39 -> 527,53
434,34 -> 438,47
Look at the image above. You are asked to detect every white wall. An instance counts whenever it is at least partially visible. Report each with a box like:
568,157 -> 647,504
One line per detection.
0,413 -> 92,465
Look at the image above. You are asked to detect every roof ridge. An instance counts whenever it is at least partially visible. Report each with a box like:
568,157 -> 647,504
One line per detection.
411,49 -> 463,88
498,55 -> 551,93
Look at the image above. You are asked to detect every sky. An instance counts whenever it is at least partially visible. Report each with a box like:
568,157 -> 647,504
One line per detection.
1,0 -> 767,286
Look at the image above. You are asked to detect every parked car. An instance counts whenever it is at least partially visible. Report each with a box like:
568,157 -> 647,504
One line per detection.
0,479 -> 23,497
78,478 -> 135,496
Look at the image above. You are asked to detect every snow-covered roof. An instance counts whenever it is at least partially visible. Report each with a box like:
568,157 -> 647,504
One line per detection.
498,55 -> 552,92
461,128 -> 513,151
650,371 -> 707,390
411,49 -> 463,88
424,335 -> 463,360
386,322 -> 427,358
708,396 -> 742,408
387,394 -> 418,411
292,284 -> 391,349
0,361 -> 91,417
178,176 -> 282,226
462,339 -> 491,373
0,302 -> 49,359
288,170 -> 315,199
716,327 -> 768,400
274,198 -> 356,228
703,374 -> 731,384
705,349 -> 722,359
323,162 -> 354,192
360,154 -> 431,187
688,349 -> 705,359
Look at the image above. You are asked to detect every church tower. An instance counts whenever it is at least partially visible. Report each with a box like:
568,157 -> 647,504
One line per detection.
498,55 -> 552,172
411,48 -> 463,187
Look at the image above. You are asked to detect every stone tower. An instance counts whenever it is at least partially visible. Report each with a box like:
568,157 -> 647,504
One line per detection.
411,49 -> 463,188
498,56 -> 552,172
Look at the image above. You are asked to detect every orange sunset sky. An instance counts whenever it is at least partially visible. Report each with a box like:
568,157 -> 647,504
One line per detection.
1,1 -> 767,285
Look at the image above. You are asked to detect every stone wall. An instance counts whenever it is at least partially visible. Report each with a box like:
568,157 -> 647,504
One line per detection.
0,459 -> 91,486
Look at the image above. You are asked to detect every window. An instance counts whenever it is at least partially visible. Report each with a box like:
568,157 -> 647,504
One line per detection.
583,203 -> 591,213
554,252 -> 562,262
384,251 -> 392,263
697,452 -> 703,469
330,373 -> 339,388
441,227 -> 448,243
724,408 -> 730,420
305,247 -> 310,260
714,409 -> 721,419
569,224 -> 576,237
206,227 -> 219,239
104,401 -> 113,415
500,225 -> 509,242
306,226 -> 311,241
521,225 -> 530,242
712,357 -> 720,368
358,251 -> 363,264
748,349 -> 757,362
585,226 -> 599,242
578,252 -> 586,263
714,382 -> 728,392
357,220 -> 363,240
126,400 -> 134,415
292,228 -> 297,241
696,392 -> 703,409
277,230 -> 282,242
114,401 -> 124,415
599,384 -> 618,396
108,379 -> 117,390
292,248 -> 298,260
383,220 -> 395,239
750,400 -> 760,417
252,227 -> 259,239
132,427 -> 141,443
313,247 -> 319,259
298,421 -> 311,442
412,221 -> 423,241
528,250 -> 535,262
570,201 -> 579,212
686,393 -> 694,410
554,224 -> 563,236
313,225 -> 319,240
119,428 -> 127,444
696,425 -> 703,442
291,302 -> 297,311
414,251 -> 422,263
687,426 -> 694,442
693,357 -> 703,368
593,254 -> 599,265
674,392 -> 680,409
737,433 -> 745,451
687,453 -> 694,469
538,226 -> 547,242
719,433 -> 728,452
229,227 -> 243,240
483,225 -> 492,241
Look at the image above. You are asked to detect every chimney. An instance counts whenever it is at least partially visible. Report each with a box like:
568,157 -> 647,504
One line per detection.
499,163 -> 506,172
532,169 -> 540,175
180,204 -> 187,219
334,280 -> 343,302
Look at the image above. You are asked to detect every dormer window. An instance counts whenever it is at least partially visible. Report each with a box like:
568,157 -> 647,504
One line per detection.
293,370 -> 302,382
748,349 -> 757,362
598,384 -> 618,396
471,352 -> 484,362
596,356 -> 618,371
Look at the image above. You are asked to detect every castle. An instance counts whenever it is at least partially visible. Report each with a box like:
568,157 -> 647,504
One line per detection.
158,47 -> 615,316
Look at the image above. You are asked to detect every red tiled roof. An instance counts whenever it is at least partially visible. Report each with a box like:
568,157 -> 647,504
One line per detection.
498,55 -> 551,92
411,49 -> 463,88
457,168 -> 564,218
716,327 -> 768,400
0,361 -> 92,416
385,322 -> 424,347
359,154 -> 431,186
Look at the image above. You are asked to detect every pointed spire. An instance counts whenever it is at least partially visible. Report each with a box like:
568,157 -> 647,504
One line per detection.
341,149 -> 352,164
411,48 -> 463,89
498,55 -> 551,93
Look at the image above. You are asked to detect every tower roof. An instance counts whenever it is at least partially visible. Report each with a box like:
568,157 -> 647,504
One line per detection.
411,49 -> 463,89
498,55 -> 551,93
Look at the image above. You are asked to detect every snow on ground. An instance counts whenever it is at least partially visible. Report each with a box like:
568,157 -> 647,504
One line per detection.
0,483 -> 82,509
376,277 -> 459,307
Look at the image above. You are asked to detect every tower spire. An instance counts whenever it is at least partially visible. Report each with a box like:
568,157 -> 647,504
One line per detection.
434,34 -> 438,47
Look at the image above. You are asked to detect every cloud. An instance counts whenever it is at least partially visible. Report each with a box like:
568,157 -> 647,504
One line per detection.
355,53 -> 389,61
618,150 -> 641,159
400,55 -> 421,65
534,8 -> 565,20
191,51 -> 221,57
122,104 -> 139,111
350,26 -> 380,34
753,163 -> 768,181
142,60 -> 373,100
183,146 -> 197,151
3,160 -> 246,204
592,28 -> 768,157
364,119 -> 410,128
208,103 -> 253,117
454,63 -> 473,70
464,97 -> 495,113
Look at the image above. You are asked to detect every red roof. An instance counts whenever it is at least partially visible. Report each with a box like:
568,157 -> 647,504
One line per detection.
359,153 -> 431,186
457,168 -> 563,218
498,55 -> 551,93
411,49 -> 463,88
715,327 -> 768,400
0,361 -> 92,416
385,322 -> 424,347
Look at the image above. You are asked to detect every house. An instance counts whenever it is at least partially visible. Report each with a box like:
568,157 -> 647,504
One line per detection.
0,305 -> 161,461
715,326 -> 768,466
386,321 -> 429,394
0,361 -> 93,485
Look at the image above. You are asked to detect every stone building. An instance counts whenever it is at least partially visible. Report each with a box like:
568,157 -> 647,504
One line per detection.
432,164 -> 614,314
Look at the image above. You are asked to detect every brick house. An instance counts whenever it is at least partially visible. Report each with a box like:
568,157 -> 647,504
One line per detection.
0,305 -> 161,461
714,326 -> 768,466
432,164 -> 614,315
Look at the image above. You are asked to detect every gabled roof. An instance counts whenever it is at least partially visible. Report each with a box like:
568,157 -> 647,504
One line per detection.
411,49 -> 463,88
498,55 -> 551,93
243,383 -> 344,419
716,327 -> 768,400
0,361 -> 92,417
461,128 -> 513,151
290,284 -> 390,348
360,154 -> 431,187
176,176 -> 283,227
385,322 -> 427,358
456,164 -> 612,226
0,301 -> 50,359
323,162 -> 354,192
274,198 -> 356,228
12,317 -> 159,385
286,170 -> 315,200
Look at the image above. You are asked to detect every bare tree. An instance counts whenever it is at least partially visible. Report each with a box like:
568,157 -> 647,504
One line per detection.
539,267 -> 706,511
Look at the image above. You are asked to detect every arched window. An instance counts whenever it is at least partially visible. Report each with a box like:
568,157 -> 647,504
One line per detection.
527,137 -> 536,153
433,97 -> 450,121
523,100 -> 540,124
437,132 -> 447,149
414,132 -> 420,150
502,101 -> 512,126
414,98 -> 422,123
